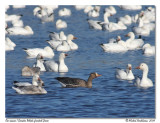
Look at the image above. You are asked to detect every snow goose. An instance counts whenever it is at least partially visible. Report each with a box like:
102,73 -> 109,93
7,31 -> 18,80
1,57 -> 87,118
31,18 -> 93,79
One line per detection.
5,14 -> 23,22
119,15 -> 132,25
22,66 -> 40,76
56,19 -> 67,29
49,31 -> 67,40
99,36 -> 128,53
56,41 -> 71,52
12,5 -> 26,9
125,32 -> 144,50
84,5 -> 94,13
12,74 -> 47,94
58,8 -> 71,16
116,64 -> 135,80
11,19 -> 24,27
88,6 -> 100,17
105,6 -> 116,15
119,5 -> 142,10
135,63 -> 153,88
33,53 -> 46,71
142,43 -> 155,56
56,72 -> 101,88
67,34 -> 78,50
44,53 -> 68,72
5,37 -> 16,51
6,25 -> 34,35
23,46 -> 54,58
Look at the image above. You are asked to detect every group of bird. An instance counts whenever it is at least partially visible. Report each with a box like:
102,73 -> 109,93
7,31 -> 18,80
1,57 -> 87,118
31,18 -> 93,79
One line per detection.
5,5 -> 155,94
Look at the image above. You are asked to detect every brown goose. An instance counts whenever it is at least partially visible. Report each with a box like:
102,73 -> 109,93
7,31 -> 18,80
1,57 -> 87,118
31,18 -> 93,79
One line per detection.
55,72 -> 102,88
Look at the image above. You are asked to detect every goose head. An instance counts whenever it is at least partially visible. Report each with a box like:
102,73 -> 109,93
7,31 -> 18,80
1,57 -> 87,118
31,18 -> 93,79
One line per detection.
89,72 -> 102,79
116,36 -> 121,42
67,34 -> 77,40
127,64 -> 132,70
136,63 -> 148,71
59,53 -> 68,61
32,74 -> 40,86
125,32 -> 135,39
36,53 -> 43,60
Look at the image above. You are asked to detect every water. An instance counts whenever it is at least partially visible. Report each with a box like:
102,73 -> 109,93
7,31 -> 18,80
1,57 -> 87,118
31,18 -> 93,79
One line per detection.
5,5 -> 155,118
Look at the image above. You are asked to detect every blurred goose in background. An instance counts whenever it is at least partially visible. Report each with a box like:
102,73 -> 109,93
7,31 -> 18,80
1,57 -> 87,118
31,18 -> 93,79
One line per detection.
44,53 -> 68,72
118,15 -> 132,25
84,5 -> 94,13
23,46 -> 54,58
56,19 -> 67,29
142,43 -> 155,56
33,53 -> 46,71
55,72 -> 101,88
12,74 -> 47,94
125,32 -> 144,50
6,25 -> 34,35
12,5 -> 26,9
105,6 -> 116,15
22,66 -> 40,76
88,6 -> 101,17
135,63 -> 153,88
58,8 -> 71,16
5,37 -> 16,51
119,5 -> 142,10
116,64 -> 135,80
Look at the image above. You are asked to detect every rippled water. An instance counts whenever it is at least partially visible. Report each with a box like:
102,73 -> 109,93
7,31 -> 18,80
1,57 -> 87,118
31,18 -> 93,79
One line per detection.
5,5 -> 155,118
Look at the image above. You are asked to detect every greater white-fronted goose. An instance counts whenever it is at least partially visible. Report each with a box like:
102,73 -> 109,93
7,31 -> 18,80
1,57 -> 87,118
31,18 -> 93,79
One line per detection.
55,72 -> 101,88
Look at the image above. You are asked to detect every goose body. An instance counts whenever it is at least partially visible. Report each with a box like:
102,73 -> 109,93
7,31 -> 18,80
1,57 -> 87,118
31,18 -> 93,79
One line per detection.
58,8 -> 71,16
142,43 -> 155,56
5,37 -> 16,51
56,19 -> 67,29
22,66 -> 40,76
56,72 -> 101,88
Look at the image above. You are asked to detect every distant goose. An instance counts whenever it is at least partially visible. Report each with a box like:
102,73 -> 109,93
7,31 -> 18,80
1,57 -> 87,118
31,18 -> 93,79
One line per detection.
58,8 -> 71,16
33,53 -> 46,71
135,63 -> 153,88
56,19 -> 67,29
5,37 -> 16,51
116,64 -> 135,80
88,6 -> 101,17
44,53 -> 68,72
12,74 -> 47,94
23,46 -> 54,58
56,72 -> 102,88
22,66 -> 40,76
118,15 -> 132,25
105,6 -> 116,15
6,25 -> 34,35
119,5 -> 142,10
142,43 -> 155,56
5,14 -> 23,22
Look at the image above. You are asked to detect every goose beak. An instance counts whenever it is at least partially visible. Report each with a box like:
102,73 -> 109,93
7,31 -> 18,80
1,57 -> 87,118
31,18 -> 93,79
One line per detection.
129,67 -> 132,70
73,37 -> 77,40
136,66 -> 140,69
96,74 -> 102,77
38,77 -> 41,81
65,54 -> 68,56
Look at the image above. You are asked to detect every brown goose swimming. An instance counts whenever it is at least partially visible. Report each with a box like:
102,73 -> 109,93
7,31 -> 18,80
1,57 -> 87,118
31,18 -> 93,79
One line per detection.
55,72 -> 102,88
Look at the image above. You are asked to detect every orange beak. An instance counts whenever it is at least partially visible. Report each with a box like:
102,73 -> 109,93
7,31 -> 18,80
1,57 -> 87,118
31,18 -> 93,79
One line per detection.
97,74 -> 102,77
73,37 -> 77,40
136,66 -> 140,69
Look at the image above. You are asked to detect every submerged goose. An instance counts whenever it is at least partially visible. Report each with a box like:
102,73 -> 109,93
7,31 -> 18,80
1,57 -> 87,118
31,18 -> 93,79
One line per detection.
116,64 -> 135,80
44,53 -> 68,72
5,37 -> 16,51
58,8 -> 71,16
56,19 -> 67,29
12,74 -> 47,94
142,43 -> 155,56
23,46 -> 54,58
56,72 -> 101,88
6,25 -> 34,35
125,32 -> 144,50
22,66 -> 40,76
33,53 -> 46,71
135,63 -> 153,88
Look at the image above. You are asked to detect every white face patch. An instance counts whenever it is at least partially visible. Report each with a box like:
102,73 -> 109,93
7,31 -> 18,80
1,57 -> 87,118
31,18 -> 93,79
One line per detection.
95,72 -> 98,77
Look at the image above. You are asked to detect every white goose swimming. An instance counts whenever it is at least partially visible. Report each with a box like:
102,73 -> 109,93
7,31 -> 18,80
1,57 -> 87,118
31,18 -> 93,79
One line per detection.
33,53 -> 46,71
119,15 -> 132,25
105,6 -> 116,15
119,5 -> 142,10
12,74 -> 47,94
116,64 -> 135,80
49,31 -> 67,40
44,53 -> 68,72
125,32 -> 144,50
5,37 -> 16,51
23,46 -> 54,58
56,19 -> 67,29
6,25 -> 34,35
142,43 -> 155,56
88,6 -> 100,17
135,63 -> 153,88
5,14 -> 23,22
58,8 -> 71,16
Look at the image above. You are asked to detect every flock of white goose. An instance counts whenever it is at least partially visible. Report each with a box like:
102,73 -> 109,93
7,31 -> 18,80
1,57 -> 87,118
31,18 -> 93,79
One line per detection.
5,5 -> 155,94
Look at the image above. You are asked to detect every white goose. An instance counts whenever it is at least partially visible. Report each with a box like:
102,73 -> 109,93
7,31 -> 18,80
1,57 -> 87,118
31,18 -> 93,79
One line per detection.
119,5 -> 142,10
58,8 -> 71,16
49,31 -> 67,40
125,32 -> 144,50
6,25 -> 34,35
116,64 -> 135,80
23,46 -> 54,58
44,53 -> 68,72
88,6 -> 100,17
105,6 -> 116,15
135,63 -> 153,88
119,15 -> 132,25
56,19 -> 67,29
33,53 -> 46,71
5,14 -> 23,22
142,43 -> 155,56
12,74 -> 47,94
5,37 -> 16,51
